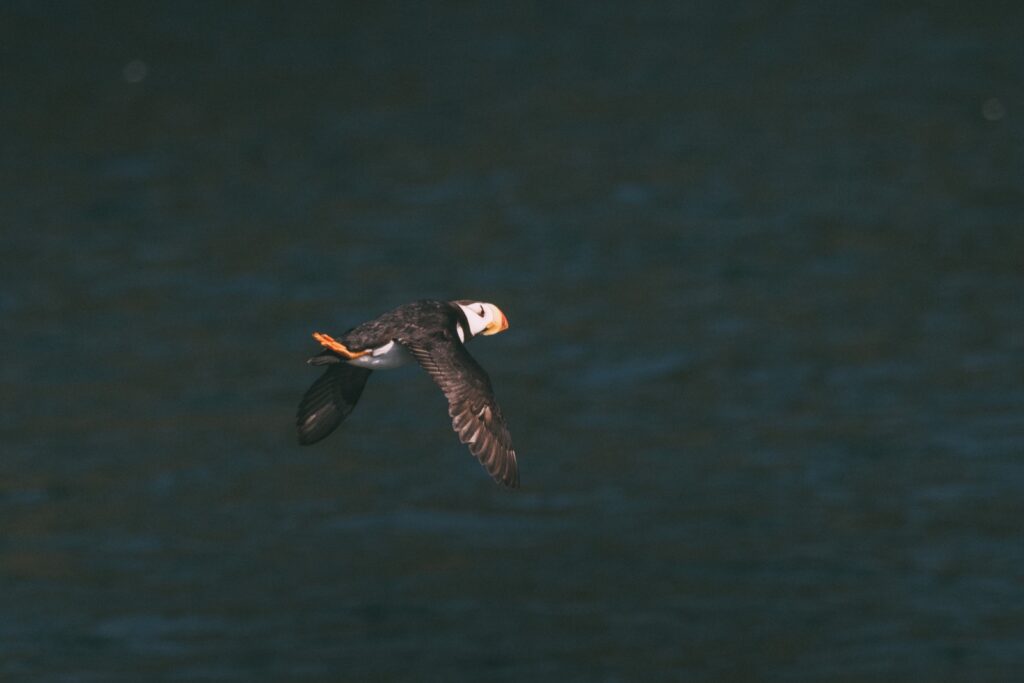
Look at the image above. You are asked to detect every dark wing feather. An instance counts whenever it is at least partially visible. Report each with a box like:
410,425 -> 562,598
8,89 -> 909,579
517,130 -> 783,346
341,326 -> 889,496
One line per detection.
296,363 -> 372,445
400,334 -> 519,488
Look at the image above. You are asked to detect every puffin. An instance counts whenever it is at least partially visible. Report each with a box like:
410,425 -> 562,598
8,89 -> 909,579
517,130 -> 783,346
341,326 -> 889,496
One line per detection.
296,299 -> 519,488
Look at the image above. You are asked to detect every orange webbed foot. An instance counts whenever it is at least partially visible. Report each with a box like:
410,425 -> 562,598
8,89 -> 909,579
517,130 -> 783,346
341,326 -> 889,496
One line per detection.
312,332 -> 369,359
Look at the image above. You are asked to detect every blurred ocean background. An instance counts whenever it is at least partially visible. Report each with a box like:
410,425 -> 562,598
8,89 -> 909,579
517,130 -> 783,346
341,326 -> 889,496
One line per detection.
2,2 -> 1022,681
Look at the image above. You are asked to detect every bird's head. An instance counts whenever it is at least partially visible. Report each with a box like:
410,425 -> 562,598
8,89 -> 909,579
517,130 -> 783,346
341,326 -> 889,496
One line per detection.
454,300 -> 510,338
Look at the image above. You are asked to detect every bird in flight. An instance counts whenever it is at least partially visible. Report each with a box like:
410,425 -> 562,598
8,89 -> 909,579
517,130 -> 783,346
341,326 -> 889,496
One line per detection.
296,299 -> 519,487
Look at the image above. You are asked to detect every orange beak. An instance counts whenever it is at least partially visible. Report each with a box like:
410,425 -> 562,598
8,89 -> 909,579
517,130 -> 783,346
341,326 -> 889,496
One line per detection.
483,305 -> 509,335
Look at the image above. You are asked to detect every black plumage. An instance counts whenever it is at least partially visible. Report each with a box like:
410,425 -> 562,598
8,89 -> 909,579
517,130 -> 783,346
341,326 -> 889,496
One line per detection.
295,299 -> 519,488
296,360 -> 372,446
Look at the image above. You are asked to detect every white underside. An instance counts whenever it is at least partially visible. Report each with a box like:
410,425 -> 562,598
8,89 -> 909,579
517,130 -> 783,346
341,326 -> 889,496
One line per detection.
347,340 -> 413,369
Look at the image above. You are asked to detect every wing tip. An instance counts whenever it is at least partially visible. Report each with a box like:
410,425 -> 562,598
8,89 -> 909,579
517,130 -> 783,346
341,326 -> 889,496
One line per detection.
494,450 -> 520,489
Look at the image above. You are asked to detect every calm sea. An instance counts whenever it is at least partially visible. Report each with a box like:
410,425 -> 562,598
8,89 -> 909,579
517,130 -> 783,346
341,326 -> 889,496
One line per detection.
2,2 -> 1022,681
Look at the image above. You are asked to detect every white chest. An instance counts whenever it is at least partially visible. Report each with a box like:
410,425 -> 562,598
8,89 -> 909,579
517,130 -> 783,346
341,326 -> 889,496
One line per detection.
347,340 -> 413,370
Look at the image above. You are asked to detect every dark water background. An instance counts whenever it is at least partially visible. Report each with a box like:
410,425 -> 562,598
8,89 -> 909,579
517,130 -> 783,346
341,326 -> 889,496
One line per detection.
2,2 -> 1023,681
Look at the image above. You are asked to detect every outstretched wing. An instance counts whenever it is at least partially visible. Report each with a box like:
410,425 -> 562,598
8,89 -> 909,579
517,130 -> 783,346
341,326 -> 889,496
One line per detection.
400,334 -> 519,488
296,361 -> 372,445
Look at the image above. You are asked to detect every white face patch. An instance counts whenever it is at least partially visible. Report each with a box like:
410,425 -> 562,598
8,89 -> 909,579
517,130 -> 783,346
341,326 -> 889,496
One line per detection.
457,302 -> 492,338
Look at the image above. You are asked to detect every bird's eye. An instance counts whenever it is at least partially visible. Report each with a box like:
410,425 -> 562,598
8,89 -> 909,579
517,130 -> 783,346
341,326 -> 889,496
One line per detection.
476,305 -> 486,316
